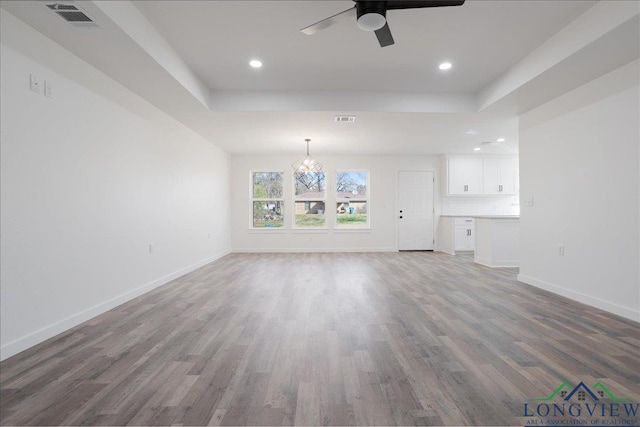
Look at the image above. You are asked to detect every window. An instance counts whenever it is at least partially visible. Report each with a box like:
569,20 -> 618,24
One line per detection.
294,171 -> 326,228
336,171 -> 369,228
252,172 -> 284,228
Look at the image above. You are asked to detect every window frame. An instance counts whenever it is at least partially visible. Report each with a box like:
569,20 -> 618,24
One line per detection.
335,169 -> 370,229
250,170 -> 285,229
293,170 -> 327,229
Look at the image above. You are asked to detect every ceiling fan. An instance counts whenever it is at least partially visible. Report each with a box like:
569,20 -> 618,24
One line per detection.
301,1 -> 465,48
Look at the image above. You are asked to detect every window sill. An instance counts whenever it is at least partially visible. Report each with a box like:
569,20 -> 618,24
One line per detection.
248,228 -> 287,234
247,227 -> 371,234
291,228 -> 329,234
333,227 -> 371,233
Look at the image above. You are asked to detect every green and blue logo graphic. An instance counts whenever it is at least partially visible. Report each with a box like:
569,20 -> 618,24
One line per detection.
531,381 -> 633,403
523,381 -> 639,425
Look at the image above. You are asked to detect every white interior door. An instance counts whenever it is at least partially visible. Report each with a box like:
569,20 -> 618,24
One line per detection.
398,171 -> 434,250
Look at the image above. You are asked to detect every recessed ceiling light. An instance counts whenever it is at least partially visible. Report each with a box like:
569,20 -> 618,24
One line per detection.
473,147 -> 481,151
249,59 -> 262,68
439,62 -> 452,71
497,138 -> 505,142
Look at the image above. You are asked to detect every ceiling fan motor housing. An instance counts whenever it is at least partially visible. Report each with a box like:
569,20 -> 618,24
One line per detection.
356,1 -> 387,31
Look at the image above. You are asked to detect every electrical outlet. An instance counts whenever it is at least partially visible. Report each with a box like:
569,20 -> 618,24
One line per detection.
29,74 -> 40,93
558,245 -> 565,256
44,80 -> 53,98
148,243 -> 154,254
524,197 -> 534,207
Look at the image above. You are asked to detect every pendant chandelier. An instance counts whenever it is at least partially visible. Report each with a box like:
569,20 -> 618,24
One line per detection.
292,139 -> 323,174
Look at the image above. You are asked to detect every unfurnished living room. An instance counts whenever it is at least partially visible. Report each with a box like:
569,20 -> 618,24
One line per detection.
0,1 -> 639,426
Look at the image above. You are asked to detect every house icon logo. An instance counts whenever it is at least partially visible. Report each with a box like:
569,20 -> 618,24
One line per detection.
531,381 -> 631,403
523,381 -> 639,424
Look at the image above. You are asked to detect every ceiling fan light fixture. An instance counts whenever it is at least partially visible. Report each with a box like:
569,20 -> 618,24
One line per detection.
357,12 -> 386,31
356,2 -> 386,31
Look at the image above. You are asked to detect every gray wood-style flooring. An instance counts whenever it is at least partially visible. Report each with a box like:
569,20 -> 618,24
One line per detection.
1,252 -> 639,426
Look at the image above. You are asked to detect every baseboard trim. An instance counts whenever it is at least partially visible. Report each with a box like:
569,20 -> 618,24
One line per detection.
232,247 -> 396,253
475,258 -> 519,268
517,274 -> 640,322
436,249 -> 456,255
0,250 -> 230,361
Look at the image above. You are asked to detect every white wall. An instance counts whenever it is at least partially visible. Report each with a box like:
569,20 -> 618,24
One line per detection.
518,59 -> 640,322
231,155 -> 442,252
0,11 -> 231,360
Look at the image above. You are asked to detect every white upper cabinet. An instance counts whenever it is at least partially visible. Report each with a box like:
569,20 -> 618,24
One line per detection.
446,156 -> 519,196
447,157 -> 483,195
483,158 -> 519,195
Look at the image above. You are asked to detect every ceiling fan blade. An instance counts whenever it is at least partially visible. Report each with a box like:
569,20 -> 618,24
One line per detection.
300,6 -> 356,35
375,22 -> 395,47
386,0 -> 465,10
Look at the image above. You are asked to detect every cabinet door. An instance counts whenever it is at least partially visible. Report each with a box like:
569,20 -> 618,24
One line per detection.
498,158 -> 517,195
467,225 -> 475,250
454,226 -> 469,250
465,159 -> 484,194
448,158 -> 483,195
454,220 -> 475,251
448,158 -> 467,195
483,157 -> 518,195
483,158 -> 500,194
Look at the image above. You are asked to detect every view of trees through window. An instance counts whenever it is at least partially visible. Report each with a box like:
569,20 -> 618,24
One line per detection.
336,171 -> 368,227
252,172 -> 284,228
251,170 -> 368,229
294,171 -> 325,227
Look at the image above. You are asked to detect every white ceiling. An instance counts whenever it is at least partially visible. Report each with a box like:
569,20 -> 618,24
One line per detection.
134,0 -> 594,93
1,0 -> 638,156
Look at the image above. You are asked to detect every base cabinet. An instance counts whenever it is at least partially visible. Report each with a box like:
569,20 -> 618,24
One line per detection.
473,218 -> 520,267
454,218 -> 475,252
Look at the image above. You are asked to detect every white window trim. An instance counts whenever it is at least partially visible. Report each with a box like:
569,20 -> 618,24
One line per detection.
293,171 -> 327,230
250,170 -> 285,230
335,169 -> 370,229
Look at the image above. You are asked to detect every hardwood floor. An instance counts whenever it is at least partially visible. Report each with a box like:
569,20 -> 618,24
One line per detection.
1,252 -> 638,426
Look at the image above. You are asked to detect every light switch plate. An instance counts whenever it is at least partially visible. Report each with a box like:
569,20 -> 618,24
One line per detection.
44,80 -> 53,98
29,74 -> 40,93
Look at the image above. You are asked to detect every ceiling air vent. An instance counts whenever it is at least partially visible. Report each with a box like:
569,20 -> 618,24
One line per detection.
46,3 -> 99,28
335,116 -> 356,123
